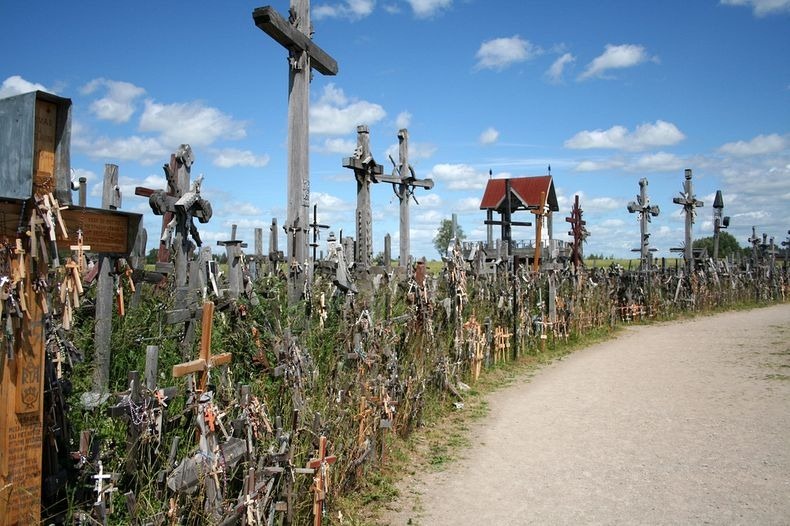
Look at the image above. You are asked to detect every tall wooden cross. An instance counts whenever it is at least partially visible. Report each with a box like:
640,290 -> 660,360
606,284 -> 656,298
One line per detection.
172,301 -> 232,395
253,2 -> 339,302
531,191 -> 548,272
627,177 -> 660,270
377,129 -> 433,268
308,204 -> 330,267
306,435 -> 337,526
711,190 -> 730,260
343,125 -> 384,269
565,194 -> 588,272
672,169 -> 704,271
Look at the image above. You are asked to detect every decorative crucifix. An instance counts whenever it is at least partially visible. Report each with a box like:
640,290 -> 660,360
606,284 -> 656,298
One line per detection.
565,194 -> 588,272
712,190 -> 730,261
343,125 -> 384,270
306,435 -> 337,526
627,178 -> 660,270
377,129 -> 433,268
253,2 -> 339,302
672,169 -> 704,271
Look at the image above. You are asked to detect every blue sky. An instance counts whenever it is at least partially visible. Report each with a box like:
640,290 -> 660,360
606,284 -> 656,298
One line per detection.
2,0 -> 788,259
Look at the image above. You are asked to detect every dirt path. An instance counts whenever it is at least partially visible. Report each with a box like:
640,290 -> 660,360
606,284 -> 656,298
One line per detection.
380,304 -> 790,525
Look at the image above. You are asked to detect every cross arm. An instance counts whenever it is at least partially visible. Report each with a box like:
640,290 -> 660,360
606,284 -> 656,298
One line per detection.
253,6 -> 339,76
375,174 -> 434,189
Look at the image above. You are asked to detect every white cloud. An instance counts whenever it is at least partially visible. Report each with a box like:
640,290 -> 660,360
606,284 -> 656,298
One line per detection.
418,193 -> 443,208
315,137 -> 357,155
311,191 -> 354,226
310,83 -> 386,135
81,78 -> 145,123
212,148 -> 270,168
564,120 -> 685,151
0,75 -> 49,98
225,202 -> 263,216
70,168 -> 97,186
313,0 -> 374,20
426,163 -> 489,190
579,44 -> 653,80
77,135 -> 169,165
139,99 -> 247,148
718,133 -> 788,156
573,158 -> 626,172
630,152 -> 684,172
384,141 -> 437,161
396,111 -> 412,129
475,35 -> 542,71
545,53 -> 575,83
721,0 -> 790,16
92,173 -> 167,198
406,0 -> 452,18
479,127 -> 499,145
455,196 -> 483,213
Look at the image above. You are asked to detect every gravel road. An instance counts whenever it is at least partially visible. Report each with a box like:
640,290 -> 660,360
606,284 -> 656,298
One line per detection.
380,304 -> 790,525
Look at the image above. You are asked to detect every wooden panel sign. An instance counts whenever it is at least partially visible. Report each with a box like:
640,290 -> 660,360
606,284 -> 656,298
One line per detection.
34,99 -> 57,195
57,207 -> 142,257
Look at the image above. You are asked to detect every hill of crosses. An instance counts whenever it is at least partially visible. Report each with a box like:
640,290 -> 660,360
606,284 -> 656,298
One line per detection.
0,8 -> 788,526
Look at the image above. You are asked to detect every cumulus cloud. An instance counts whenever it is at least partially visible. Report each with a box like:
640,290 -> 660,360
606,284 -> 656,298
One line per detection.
564,120 -> 685,151
384,141 -> 437,161
475,36 -> 542,71
406,0 -> 452,18
579,44 -> 654,80
396,111 -> 412,129
139,99 -> 247,149
479,127 -> 500,145
81,78 -> 146,123
545,53 -> 575,83
76,135 -> 169,165
315,137 -> 357,155
426,163 -> 489,190
310,83 -> 386,135
718,133 -> 788,156
313,0 -> 374,20
630,152 -> 684,172
721,0 -> 790,16
212,148 -> 270,168
0,75 -> 49,98
573,158 -> 626,172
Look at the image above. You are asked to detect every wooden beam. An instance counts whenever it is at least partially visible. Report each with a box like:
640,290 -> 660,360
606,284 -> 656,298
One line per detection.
252,6 -> 339,76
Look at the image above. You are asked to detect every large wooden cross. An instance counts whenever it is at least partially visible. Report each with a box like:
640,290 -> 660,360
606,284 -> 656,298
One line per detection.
172,301 -> 232,395
672,169 -> 704,271
253,2 -> 338,302
343,125 -> 384,269
377,129 -> 433,268
306,435 -> 337,526
627,177 -> 660,270
565,194 -> 588,272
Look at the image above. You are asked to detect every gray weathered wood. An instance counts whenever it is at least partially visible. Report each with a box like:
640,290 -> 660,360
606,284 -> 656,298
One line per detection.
627,178 -> 660,270
78,176 -> 87,207
672,169 -> 703,271
102,163 -> 121,210
144,345 -> 159,391
253,1 -> 338,303
217,224 -> 247,299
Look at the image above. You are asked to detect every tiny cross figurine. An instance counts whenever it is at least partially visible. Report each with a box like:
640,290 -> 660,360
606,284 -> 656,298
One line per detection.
69,229 -> 91,274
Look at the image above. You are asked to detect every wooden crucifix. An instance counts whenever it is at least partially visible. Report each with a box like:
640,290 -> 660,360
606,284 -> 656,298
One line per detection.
627,177 -> 660,270
377,129 -> 434,268
565,194 -> 588,272
306,435 -> 337,526
672,169 -> 704,271
172,301 -> 232,395
343,125 -> 384,270
253,2 -> 339,303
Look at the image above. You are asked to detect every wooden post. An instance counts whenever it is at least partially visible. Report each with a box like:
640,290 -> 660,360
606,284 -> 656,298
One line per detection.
253,2 -> 339,303
383,233 -> 391,270
532,191 -> 546,272
78,176 -> 87,207
397,130 -> 411,268
217,224 -> 247,299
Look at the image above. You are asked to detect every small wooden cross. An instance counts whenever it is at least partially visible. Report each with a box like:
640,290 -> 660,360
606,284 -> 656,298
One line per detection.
69,229 -> 91,274
306,435 -> 337,526
172,301 -> 232,394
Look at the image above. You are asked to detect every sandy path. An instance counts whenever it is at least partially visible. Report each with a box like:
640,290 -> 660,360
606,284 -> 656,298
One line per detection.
380,304 -> 790,525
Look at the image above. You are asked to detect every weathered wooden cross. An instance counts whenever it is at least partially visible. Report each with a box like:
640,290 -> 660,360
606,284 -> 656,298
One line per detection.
172,301 -> 232,395
306,435 -> 337,526
379,129 -> 434,268
253,2 -> 338,302
343,125 -> 384,270
711,190 -> 730,261
565,194 -> 588,272
217,224 -> 247,299
672,169 -> 704,271
308,204 -> 330,268
531,190 -> 548,272
627,177 -> 660,270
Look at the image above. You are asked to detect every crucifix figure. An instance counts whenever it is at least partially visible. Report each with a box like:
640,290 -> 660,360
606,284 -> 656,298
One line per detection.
343,125 -> 384,270
672,169 -> 704,271
627,178 -> 660,270
253,2 -> 339,302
